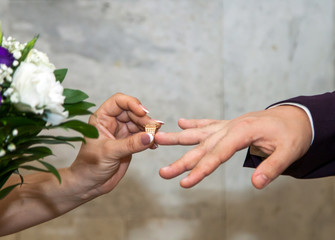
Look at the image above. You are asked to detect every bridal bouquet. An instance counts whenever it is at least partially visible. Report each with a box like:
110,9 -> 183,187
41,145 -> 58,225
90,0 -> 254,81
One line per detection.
0,25 -> 98,199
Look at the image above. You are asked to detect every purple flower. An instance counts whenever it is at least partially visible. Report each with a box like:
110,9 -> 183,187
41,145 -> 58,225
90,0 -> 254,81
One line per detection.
0,46 -> 14,67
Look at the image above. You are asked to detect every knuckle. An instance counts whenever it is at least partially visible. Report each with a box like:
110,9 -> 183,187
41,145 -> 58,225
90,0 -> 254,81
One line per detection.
264,159 -> 285,179
126,137 -> 137,151
180,161 -> 192,172
102,140 -> 113,157
200,154 -> 222,178
235,117 -> 256,130
88,114 -> 96,125
199,165 -> 213,178
195,146 -> 207,156
114,92 -> 123,97
179,157 -> 195,172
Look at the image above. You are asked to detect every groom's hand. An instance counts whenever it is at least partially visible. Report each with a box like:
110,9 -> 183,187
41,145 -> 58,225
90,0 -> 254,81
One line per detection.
155,105 -> 312,189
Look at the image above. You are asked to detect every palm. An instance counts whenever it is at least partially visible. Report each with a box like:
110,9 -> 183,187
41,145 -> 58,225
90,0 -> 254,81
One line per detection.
81,94 -> 156,193
87,114 -> 137,192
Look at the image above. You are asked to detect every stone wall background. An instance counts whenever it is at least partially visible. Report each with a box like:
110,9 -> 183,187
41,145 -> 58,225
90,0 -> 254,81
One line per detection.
1,0 -> 335,239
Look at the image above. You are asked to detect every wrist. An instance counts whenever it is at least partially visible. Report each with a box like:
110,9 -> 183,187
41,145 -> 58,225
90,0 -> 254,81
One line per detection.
269,105 -> 313,152
269,102 -> 314,145
65,166 -> 102,203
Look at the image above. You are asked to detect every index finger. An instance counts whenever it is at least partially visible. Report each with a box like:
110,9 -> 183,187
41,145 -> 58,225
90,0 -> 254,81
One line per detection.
178,118 -> 222,129
97,92 -> 148,118
155,130 -> 206,145
155,120 -> 228,146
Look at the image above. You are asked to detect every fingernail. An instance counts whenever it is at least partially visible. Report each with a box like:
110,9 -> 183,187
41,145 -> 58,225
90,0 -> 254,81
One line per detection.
255,174 -> 270,188
161,166 -> 170,171
152,143 -> 159,149
140,104 -> 150,114
154,119 -> 165,125
141,133 -> 154,145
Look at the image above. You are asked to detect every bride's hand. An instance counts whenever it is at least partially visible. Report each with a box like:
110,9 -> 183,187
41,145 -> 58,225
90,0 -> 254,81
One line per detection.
71,93 -> 162,196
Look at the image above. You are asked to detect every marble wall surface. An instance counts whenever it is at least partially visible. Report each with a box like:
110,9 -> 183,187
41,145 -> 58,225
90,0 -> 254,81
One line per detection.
1,0 -> 335,239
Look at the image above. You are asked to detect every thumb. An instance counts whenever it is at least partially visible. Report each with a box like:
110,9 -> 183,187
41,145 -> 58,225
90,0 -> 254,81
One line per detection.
251,147 -> 296,189
105,132 -> 154,159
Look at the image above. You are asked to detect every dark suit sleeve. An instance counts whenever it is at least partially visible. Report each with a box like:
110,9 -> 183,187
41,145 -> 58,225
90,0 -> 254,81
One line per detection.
244,91 -> 335,178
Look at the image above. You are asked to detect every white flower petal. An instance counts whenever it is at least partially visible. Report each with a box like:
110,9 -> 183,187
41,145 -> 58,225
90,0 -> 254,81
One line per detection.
11,62 -> 67,125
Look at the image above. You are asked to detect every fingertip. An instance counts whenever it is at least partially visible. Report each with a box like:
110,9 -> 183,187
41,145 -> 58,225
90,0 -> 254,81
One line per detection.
159,165 -> 168,172
159,166 -> 170,179
252,173 -> 271,189
178,118 -> 187,127
154,119 -> 165,125
141,133 -> 154,146
180,176 -> 194,188
139,104 -> 150,114
250,149 -> 293,189
150,143 -> 159,150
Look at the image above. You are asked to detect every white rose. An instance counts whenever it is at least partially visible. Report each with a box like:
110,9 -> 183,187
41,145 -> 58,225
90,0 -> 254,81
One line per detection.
25,49 -> 56,71
10,62 -> 68,125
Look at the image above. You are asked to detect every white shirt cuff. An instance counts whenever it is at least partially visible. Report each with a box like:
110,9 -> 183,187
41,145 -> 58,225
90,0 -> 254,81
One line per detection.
269,102 -> 315,145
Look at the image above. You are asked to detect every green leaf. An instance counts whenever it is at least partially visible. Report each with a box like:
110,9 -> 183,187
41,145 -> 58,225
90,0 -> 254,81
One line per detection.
0,148 -> 53,178
59,120 -> 99,138
0,183 -> 21,200
64,101 -> 95,117
16,138 -> 75,148
63,88 -> 89,104
34,136 -> 85,145
39,135 -> 85,142
25,146 -> 53,156
20,165 -> 50,172
0,156 -> 12,170
15,170 -> 24,185
14,125 -> 44,138
0,171 -> 14,190
1,116 -> 45,127
0,171 -> 23,199
54,69 -> 68,83
16,135 -> 86,148
38,160 -> 61,184
20,35 -> 39,62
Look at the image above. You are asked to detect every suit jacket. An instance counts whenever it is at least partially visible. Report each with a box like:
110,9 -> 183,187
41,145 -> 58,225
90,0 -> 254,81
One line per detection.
244,91 -> 335,178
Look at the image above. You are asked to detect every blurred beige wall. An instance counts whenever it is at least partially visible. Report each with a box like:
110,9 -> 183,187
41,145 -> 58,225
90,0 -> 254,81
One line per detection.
1,0 -> 335,239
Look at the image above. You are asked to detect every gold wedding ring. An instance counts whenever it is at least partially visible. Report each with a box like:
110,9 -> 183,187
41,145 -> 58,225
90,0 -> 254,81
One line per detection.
145,123 -> 159,135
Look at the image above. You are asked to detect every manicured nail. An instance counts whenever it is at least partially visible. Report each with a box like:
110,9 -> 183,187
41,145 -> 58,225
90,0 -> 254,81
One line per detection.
255,174 -> 270,188
154,119 -> 165,124
141,133 -> 154,145
140,104 -> 150,114
152,143 -> 159,149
